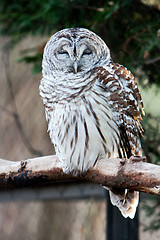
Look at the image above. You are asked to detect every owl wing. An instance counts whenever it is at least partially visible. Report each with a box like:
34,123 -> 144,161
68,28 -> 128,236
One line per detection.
95,62 -> 145,157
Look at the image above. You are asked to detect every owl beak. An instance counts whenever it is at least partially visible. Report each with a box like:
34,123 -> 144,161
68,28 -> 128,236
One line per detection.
73,61 -> 78,74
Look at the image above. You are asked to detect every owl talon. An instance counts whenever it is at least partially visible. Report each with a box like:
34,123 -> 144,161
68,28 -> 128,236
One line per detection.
123,189 -> 128,205
129,155 -> 146,162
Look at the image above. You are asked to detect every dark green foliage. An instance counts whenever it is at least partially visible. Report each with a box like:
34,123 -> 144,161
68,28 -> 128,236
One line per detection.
0,0 -> 160,84
17,52 -> 43,73
141,112 -> 160,232
141,113 -> 160,164
142,195 -> 160,232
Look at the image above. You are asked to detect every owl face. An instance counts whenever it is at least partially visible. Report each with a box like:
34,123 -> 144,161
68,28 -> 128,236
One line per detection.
42,28 -> 111,76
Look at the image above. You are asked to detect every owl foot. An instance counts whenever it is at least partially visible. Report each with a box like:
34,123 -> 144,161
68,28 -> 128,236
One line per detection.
129,155 -> 146,162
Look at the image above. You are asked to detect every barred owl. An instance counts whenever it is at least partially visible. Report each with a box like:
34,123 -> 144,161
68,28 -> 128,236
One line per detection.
39,28 -> 144,219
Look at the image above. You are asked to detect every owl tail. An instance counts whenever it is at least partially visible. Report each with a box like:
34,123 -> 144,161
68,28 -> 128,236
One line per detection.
109,189 -> 139,219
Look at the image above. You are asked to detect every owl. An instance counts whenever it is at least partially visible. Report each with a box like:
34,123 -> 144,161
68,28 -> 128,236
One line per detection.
39,28 -> 145,219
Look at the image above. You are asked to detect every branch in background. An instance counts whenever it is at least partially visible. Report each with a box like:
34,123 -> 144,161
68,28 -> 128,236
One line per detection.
123,27 -> 150,55
0,155 -> 160,196
2,49 -> 43,156
67,1 -> 104,12
144,56 -> 160,65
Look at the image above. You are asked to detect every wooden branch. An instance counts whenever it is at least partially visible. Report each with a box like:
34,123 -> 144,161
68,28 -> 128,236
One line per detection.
144,56 -> 160,65
0,155 -> 160,196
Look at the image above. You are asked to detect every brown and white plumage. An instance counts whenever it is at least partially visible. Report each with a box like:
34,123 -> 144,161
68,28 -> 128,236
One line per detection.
39,28 -> 144,219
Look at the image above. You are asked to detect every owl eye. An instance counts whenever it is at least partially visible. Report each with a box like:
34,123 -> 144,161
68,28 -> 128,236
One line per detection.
57,50 -> 69,55
82,49 -> 92,56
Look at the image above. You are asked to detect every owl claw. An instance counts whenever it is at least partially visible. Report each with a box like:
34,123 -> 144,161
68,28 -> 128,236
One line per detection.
129,155 -> 146,162
123,189 -> 128,205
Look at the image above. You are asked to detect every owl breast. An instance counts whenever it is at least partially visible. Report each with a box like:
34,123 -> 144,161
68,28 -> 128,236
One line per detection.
47,88 -> 120,174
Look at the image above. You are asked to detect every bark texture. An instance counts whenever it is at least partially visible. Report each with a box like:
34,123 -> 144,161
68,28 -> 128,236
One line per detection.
0,155 -> 160,195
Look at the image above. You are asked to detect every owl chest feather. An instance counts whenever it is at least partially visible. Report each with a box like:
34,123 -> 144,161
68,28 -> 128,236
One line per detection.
47,89 -> 120,173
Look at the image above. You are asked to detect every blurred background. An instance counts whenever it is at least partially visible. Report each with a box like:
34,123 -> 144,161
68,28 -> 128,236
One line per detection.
0,0 -> 160,239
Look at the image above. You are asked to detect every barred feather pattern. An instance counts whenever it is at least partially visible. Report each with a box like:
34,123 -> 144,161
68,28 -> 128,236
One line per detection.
39,28 -> 144,219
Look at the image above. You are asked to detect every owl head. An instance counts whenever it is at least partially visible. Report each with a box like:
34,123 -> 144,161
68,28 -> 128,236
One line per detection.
42,28 -> 111,76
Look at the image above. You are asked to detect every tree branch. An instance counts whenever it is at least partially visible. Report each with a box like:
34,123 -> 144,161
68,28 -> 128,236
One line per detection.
0,155 -> 160,196
144,56 -> 160,65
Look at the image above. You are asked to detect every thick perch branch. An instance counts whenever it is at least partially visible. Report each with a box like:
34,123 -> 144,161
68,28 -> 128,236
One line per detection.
0,155 -> 160,196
